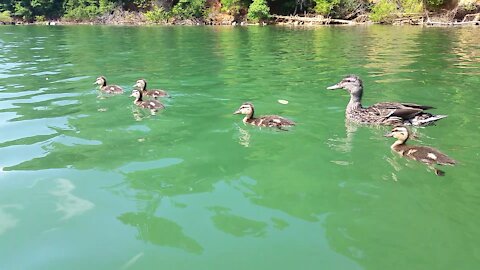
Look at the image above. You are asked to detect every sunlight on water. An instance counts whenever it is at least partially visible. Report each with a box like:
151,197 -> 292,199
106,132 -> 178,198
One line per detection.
0,25 -> 479,270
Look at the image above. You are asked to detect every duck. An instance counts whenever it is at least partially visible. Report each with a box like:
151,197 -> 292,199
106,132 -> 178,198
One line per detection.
233,102 -> 295,129
326,75 -> 447,126
385,126 -> 456,176
130,89 -> 165,113
94,76 -> 124,94
133,79 -> 169,99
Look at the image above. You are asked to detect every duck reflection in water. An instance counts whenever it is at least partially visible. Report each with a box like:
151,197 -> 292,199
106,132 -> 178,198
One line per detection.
327,120 -> 359,154
236,124 -> 251,148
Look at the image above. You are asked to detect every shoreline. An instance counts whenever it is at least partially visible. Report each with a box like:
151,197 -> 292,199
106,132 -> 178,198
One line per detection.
3,13 -> 480,27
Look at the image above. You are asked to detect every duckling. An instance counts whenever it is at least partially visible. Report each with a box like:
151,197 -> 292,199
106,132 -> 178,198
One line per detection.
133,79 -> 169,99
130,89 -> 165,113
94,76 -> 124,94
385,126 -> 456,176
233,102 -> 295,129
326,75 -> 447,126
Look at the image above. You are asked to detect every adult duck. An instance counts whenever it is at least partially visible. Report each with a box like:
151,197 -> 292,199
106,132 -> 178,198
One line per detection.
94,76 -> 123,94
385,126 -> 456,176
133,79 -> 169,99
326,75 -> 447,126
233,102 -> 295,129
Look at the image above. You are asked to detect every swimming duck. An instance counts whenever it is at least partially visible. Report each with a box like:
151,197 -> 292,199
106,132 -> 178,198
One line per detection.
130,89 -> 165,113
385,126 -> 456,176
326,75 -> 447,126
94,76 -> 124,94
233,102 -> 295,129
133,79 -> 169,99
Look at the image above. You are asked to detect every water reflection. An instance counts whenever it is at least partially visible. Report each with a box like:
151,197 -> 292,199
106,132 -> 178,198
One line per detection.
236,125 -> 251,147
118,212 -> 203,254
0,204 -> 21,236
50,178 -> 94,220
209,206 -> 267,237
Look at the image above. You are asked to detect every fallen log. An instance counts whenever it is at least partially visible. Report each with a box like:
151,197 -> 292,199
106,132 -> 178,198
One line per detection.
271,15 -> 356,25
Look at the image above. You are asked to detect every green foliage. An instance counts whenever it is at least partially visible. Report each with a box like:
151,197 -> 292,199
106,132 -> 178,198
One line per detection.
63,0 -> 99,20
171,0 -> 206,19
401,0 -> 423,13
35,14 -> 45,21
247,0 -> 269,22
145,6 -> 169,22
313,0 -> 340,15
370,0 -> 397,22
63,0 -> 115,21
14,1 -> 32,20
133,0 -> 150,10
425,0 -> 444,8
99,0 -> 115,13
221,0 -> 241,13
0,10 -> 13,22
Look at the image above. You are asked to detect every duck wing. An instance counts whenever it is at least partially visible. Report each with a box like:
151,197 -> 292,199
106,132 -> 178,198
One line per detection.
102,85 -> 124,94
256,115 -> 296,127
404,146 -> 456,166
146,89 -> 169,98
140,100 -> 165,110
369,102 -> 433,120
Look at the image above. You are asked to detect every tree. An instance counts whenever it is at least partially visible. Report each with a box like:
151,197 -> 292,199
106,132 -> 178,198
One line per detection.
247,0 -> 269,21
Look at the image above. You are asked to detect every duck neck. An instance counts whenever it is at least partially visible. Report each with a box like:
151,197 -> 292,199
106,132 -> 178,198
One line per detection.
243,111 -> 254,123
347,92 -> 363,112
391,138 -> 407,150
134,95 -> 143,104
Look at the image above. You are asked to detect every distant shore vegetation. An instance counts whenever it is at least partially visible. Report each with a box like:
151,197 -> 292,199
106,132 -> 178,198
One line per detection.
0,0 -> 479,25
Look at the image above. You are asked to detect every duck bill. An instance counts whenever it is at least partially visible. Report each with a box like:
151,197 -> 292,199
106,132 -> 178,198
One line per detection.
233,109 -> 241,115
326,83 -> 342,90
384,132 -> 394,137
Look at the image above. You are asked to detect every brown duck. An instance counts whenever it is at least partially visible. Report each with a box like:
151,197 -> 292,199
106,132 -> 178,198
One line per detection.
134,79 -> 169,99
233,102 -> 295,129
94,76 -> 123,94
327,75 -> 447,126
130,89 -> 165,113
385,126 -> 456,176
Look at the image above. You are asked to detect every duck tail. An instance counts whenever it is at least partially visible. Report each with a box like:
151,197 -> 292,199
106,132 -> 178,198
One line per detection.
412,114 -> 448,126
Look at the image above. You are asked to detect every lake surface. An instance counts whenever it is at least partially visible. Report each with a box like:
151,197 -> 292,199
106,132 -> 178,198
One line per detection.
0,25 -> 479,270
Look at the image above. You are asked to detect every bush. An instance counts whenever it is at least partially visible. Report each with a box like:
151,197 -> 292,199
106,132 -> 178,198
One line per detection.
314,0 -> 340,16
221,0 -> 242,14
64,6 -> 101,21
401,0 -> 423,13
247,0 -> 270,22
171,0 -> 206,19
14,1 -> 33,20
35,15 -> 46,22
370,0 -> 397,22
0,10 -> 13,22
145,6 -> 169,23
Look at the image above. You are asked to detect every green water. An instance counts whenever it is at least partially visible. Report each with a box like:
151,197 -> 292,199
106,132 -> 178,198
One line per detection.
0,25 -> 479,270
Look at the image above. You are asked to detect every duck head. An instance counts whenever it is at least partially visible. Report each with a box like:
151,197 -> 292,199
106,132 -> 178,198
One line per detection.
234,102 -> 254,117
327,75 -> 363,99
94,76 -> 107,87
384,126 -> 410,142
130,89 -> 143,101
134,79 -> 147,90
